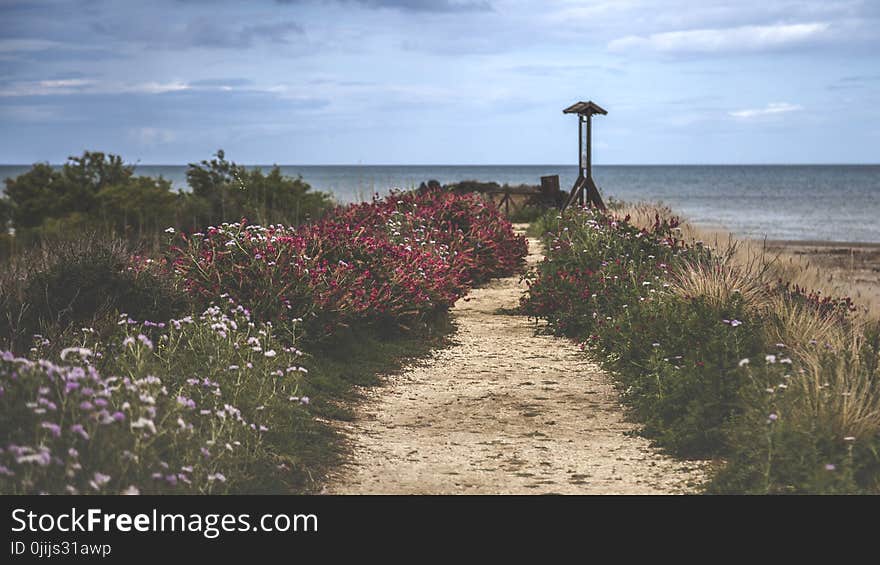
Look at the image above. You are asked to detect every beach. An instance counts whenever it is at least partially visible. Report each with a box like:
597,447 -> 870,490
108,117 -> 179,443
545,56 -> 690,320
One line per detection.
767,239 -> 880,314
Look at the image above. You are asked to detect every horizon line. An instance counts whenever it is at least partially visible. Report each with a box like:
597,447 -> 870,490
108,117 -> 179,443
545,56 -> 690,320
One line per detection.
2,162 -> 879,167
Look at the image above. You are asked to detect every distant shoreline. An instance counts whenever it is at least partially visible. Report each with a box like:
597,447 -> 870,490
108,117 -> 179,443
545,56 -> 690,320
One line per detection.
3,163 -> 880,167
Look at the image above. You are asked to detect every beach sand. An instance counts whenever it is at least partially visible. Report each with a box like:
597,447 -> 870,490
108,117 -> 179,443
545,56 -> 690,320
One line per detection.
765,239 -> 880,314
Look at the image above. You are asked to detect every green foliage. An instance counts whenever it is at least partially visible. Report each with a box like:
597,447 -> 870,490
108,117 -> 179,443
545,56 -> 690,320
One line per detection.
1,149 -> 334,252
185,150 -> 333,227
0,234 -> 186,351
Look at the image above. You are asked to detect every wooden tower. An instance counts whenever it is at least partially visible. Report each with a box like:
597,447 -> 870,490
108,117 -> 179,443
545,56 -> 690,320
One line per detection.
562,100 -> 607,211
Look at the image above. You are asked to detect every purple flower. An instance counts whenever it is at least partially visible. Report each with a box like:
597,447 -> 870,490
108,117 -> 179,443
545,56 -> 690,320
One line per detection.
70,424 -> 90,440
40,422 -> 62,438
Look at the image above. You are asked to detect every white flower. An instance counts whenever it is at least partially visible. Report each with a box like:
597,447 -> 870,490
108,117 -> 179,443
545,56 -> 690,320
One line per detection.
89,472 -> 111,491
738,358 -> 750,367
164,227 -> 175,234
131,417 -> 157,434
60,347 -> 93,361
264,349 -> 277,358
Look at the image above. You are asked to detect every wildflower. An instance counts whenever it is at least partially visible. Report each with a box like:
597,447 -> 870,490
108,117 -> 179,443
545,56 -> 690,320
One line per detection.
137,334 -> 154,350
207,473 -> 226,483
165,227 -> 175,234
70,424 -> 90,440
825,464 -> 836,471
90,472 -> 111,491
264,349 -> 277,358
60,347 -> 93,361
176,396 -> 196,409
768,413 -> 778,422
121,486 -> 140,495
40,422 -> 62,438
131,417 -> 157,435
765,354 -> 777,364
844,436 -> 856,442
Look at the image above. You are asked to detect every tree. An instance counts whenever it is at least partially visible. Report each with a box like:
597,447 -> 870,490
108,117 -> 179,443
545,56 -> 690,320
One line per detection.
185,149 -> 333,226
96,176 -> 179,237
4,152 -> 134,232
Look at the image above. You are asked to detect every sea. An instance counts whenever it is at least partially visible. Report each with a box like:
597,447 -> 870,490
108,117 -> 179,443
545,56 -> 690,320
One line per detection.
2,164 -> 879,243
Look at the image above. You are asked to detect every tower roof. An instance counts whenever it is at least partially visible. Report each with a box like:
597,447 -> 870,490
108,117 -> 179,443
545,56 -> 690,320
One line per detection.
562,101 -> 608,116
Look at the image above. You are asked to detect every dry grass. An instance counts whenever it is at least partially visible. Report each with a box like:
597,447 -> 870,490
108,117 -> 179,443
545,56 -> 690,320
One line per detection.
791,331 -> 880,441
670,256 -> 774,315
612,200 -> 880,441
611,200 -> 879,318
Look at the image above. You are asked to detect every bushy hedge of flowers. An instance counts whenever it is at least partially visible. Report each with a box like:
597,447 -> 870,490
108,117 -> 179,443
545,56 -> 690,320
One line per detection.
169,188 -> 527,335
523,208 -> 880,493
0,304 -> 310,494
1,188 -> 527,494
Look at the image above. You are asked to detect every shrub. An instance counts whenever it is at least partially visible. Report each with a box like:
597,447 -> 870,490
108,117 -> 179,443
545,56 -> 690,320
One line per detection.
0,234 -> 186,351
169,188 -> 527,336
185,150 -> 333,228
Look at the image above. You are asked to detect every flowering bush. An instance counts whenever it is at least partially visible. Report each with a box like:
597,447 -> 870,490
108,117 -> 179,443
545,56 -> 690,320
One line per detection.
169,188 -> 527,334
0,305 -> 309,494
524,207 -> 880,491
1,188 -> 526,495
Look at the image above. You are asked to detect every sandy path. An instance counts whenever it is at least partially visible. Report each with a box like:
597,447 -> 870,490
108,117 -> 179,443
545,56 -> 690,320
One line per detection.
325,233 -> 705,494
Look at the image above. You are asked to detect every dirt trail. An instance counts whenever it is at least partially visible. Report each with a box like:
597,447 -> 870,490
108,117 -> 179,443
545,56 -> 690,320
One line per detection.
326,231 -> 705,494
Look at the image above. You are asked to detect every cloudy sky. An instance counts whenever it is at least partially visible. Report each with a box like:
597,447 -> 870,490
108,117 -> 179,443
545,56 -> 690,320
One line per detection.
0,0 -> 878,164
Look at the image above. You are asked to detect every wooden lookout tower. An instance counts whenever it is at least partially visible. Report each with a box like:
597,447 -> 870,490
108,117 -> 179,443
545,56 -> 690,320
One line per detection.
562,100 -> 607,211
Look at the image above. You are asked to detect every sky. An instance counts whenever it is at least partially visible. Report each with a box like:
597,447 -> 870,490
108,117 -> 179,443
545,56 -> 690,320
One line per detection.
0,0 -> 878,165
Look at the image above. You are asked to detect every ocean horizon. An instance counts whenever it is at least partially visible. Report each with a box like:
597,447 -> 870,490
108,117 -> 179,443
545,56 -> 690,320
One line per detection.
3,163 -> 879,244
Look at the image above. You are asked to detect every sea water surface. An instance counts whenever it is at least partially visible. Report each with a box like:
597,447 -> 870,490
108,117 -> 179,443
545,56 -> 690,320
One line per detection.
2,164 -> 878,243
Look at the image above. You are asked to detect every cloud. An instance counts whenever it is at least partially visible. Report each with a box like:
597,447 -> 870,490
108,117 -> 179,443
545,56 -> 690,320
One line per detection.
276,0 -> 492,11
189,78 -> 254,88
0,79 -> 190,97
608,22 -> 830,54
129,127 -> 176,146
186,19 -> 304,49
728,102 -> 803,119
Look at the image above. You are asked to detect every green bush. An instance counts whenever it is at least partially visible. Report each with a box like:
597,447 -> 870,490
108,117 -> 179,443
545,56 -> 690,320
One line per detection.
0,234 -> 186,351
185,150 -> 333,227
